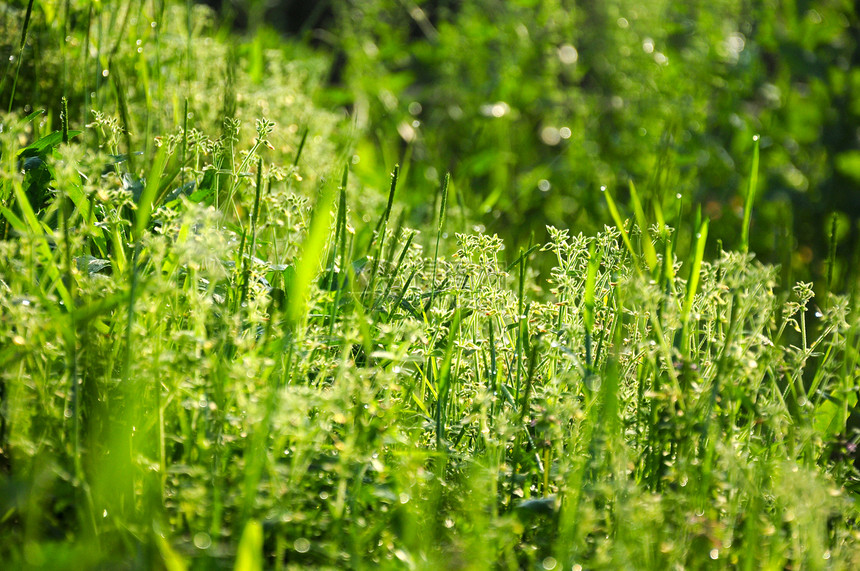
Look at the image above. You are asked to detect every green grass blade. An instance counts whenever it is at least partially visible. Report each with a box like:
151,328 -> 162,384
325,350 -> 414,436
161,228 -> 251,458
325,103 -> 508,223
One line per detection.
584,243 -> 602,381
740,135 -> 760,253
234,519 -> 263,571
134,143 -> 170,242
681,219 -> 709,351
288,182 -> 336,327
603,186 -> 637,270
628,180 -> 658,273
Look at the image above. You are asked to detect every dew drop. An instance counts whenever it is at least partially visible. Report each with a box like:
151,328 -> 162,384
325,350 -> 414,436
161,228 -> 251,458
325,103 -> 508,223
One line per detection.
294,538 -> 311,553
193,532 -> 211,549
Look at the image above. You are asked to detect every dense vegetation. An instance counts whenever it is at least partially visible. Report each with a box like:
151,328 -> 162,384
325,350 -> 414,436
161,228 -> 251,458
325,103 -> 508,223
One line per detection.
1,1 -> 859,569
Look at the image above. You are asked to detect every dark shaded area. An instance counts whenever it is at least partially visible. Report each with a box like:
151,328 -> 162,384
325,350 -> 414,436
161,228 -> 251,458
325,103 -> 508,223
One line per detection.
197,0 -> 334,38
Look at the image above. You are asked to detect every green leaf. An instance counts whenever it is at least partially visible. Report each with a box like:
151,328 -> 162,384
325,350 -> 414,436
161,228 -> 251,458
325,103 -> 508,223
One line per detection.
18,129 -> 82,157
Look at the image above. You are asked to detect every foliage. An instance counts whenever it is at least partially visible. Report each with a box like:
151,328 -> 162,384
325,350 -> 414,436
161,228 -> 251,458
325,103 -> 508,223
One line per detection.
1,1 -> 859,570
329,0 -> 860,287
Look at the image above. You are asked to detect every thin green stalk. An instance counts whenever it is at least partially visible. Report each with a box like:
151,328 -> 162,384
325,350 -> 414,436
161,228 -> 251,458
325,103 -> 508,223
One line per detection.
431,172 -> 450,302
583,243 -> 601,386
680,219 -> 709,354
826,213 -> 838,305
327,165 -> 349,335
436,307 -> 463,451
5,0 -> 35,112
366,164 -> 399,304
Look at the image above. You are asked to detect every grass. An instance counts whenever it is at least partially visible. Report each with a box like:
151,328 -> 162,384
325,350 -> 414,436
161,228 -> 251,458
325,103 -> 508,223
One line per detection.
1,1 -> 860,569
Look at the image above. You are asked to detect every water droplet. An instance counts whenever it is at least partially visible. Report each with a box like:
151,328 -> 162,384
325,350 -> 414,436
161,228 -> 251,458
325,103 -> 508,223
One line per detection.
642,37 -> 655,54
542,556 -> 558,570
538,179 -> 551,192
676,193 -> 682,199
294,538 -> 311,553
709,549 -> 719,560
193,532 -> 211,549
399,493 -> 410,504
753,134 -> 760,142
103,509 -> 108,518
559,126 -> 572,139
814,311 -> 823,318
541,126 -> 561,145
600,185 -> 607,192
102,69 -> 109,77
558,44 -> 578,65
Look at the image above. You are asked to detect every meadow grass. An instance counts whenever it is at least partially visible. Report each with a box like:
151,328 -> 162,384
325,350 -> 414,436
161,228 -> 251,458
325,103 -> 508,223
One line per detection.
1,1 -> 859,569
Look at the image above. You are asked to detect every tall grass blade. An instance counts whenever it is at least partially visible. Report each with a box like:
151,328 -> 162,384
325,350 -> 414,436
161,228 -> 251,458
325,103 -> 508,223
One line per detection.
583,243 -> 602,383
288,181 -> 336,327
628,180 -> 658,273
681,219 -> 709,352
234,520 -> 263,571
740,135 -> 760,253
134,143 -> 170,242
603,186 -> 637,269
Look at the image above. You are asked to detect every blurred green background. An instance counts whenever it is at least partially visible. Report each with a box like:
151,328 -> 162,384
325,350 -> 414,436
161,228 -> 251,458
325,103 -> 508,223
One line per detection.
199,0 -> 860,289
4,0 -> 858,287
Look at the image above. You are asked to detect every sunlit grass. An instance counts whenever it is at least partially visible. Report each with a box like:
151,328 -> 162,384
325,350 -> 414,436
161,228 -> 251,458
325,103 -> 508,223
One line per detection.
1,1 -> 859,570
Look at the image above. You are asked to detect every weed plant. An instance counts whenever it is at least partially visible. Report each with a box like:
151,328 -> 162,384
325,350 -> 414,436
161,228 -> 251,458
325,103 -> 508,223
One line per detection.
1,1 -> 860,570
